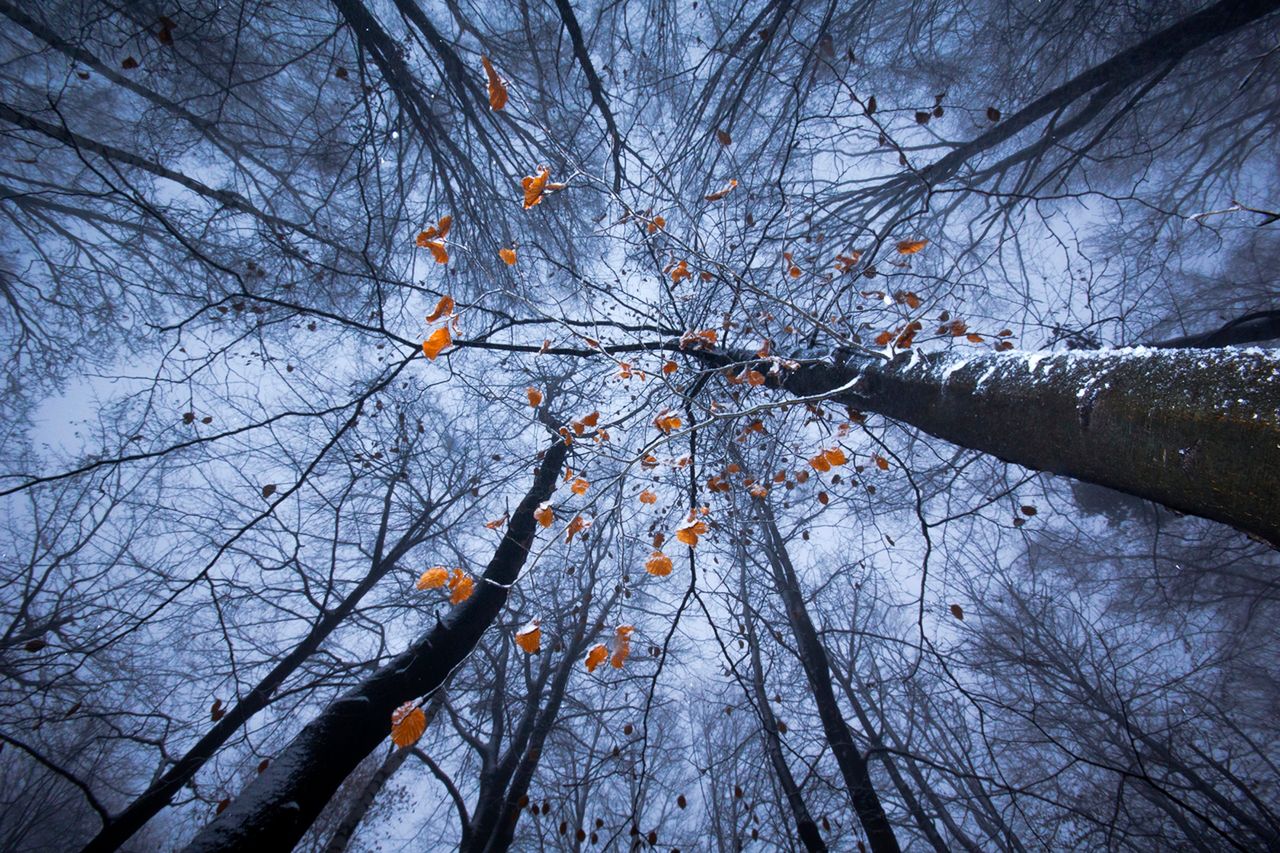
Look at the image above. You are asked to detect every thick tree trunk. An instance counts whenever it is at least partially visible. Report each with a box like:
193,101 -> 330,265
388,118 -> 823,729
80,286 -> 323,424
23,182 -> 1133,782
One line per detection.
322,693 -> 446,853
181,440 -> 569,852
769,347 -> 1280,546
754,501 -> 902,853
84,420 -> 429,853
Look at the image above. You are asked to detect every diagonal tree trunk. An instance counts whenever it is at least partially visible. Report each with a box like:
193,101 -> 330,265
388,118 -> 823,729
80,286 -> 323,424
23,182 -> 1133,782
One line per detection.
716,346 -> 1280,546
322,692 -> 447,853
750,499 -> 902,853
181,438 -> 569,852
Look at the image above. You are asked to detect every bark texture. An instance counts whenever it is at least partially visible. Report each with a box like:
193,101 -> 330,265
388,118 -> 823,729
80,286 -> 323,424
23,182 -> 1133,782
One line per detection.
181,440 -> 569,852
773,347 -> 1280,546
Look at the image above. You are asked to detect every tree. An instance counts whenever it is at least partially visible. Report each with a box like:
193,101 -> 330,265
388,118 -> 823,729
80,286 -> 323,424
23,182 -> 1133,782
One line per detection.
1,0 -> 1277,850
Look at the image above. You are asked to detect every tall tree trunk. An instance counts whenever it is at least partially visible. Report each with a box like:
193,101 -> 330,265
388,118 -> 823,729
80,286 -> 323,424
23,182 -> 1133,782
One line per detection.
739,559 -> 827,852
736,346 -> 1280,546
752,500 -> 902,853
84,418 -> 433,852
181,439 -> 569,852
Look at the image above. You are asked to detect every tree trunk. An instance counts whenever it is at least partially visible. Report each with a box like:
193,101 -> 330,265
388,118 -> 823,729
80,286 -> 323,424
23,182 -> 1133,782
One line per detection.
739,558 -> 827,852
765,346 -> 1280,546
753,501 -> 902,853
84,417 -> 430,853
322,693 -> 446,853
181,439 -> 569,852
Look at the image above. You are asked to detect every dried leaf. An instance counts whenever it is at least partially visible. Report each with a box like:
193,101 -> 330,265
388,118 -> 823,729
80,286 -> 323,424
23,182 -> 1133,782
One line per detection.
716,129 -> 732,145
416,566 -> 449,590
481,56 -> 508,110
522,167 -> 551,209
639,489 -> 657,504
987,106 -> 1001,122
662,360 -> 678,376
515,620 -> 541,653
872,454 -> 890,471
261,484 -> 277,498
570,477 -> 590,495
896,239 -> 928,255
585,644 -> 608,672
675,514 -> 708,547
499,247 -> 517,265
950,603 -> 964,620
534,502 -> 554,528
705,179 -> 738,202
425,295 -> 455,322
526,387 -> 543,407
448,568 -> 475,604
211,698 -> 225,722
645,551 -> 673,576
422,326 -> 452,360
390,702 -> 427,747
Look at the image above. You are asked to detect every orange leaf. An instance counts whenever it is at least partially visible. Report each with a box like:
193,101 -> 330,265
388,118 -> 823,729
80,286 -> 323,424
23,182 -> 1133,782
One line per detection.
585,644 -> 608,672
534,502 -> 553,528
647,215 -> 666,234
435,215 -> 453,238
421,239 -> 448,264
425,295 -> 455,322
422,326 -> 452,360
448,568 -> 474,604
705,179 -> 738,202
675,515 -> 708,547
515,620 -> 541,653
662,360 -> 678,375
645,551 -> 673,576
746,369 -> 766,386
639,489 -> 657,505
565,514 -> 589,543
653,411 -> 682,434
484,514 -> 508,530
481,56 -> 508,110
809,454 -> 831,473
824,447 -> 847,466
874,330 -> 894,346
748,483 -> 769,498
522,166 -> 550,209
896,239 -> 928,255
499,247 -> 517,265
526,387 -> 543,407
873,454 -> 890,471
390,702 -> 427,747
570,477 -> 590,495
966,333 -> 984,343
416,566 -> 449,590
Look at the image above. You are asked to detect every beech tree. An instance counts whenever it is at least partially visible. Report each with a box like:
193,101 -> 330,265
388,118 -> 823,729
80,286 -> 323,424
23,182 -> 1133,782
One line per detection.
1,0 -> 1277,851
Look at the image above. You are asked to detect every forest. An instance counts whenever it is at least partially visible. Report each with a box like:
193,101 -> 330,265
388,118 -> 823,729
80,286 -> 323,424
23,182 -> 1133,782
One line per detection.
1,0 -> 1278,850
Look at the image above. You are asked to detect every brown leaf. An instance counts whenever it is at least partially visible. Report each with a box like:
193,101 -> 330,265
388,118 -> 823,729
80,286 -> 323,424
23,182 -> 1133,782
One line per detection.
261,484 -> 276,499
950,603 -> 964,620
716,129 -> 732,145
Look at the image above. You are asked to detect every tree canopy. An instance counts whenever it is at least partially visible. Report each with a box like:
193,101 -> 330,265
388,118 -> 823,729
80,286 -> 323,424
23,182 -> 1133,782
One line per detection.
1,0 -> 1278,850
